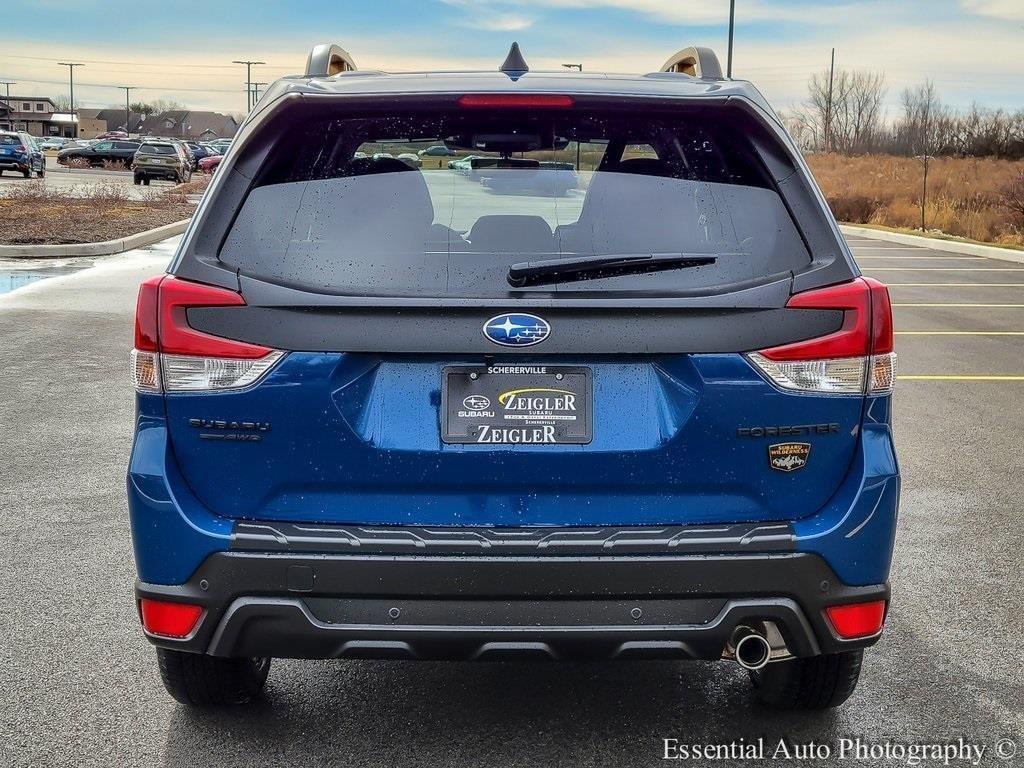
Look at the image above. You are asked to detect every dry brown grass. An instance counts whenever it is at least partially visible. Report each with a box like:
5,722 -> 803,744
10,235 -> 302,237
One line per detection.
806,153 -> 1024,247
0,178 -> 207,246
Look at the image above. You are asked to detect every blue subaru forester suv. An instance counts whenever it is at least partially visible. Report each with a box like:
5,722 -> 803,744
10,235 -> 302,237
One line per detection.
128,43 -> 898,710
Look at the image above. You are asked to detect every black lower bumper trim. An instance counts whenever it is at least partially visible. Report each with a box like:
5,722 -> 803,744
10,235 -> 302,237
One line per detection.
137,551 -> 887,661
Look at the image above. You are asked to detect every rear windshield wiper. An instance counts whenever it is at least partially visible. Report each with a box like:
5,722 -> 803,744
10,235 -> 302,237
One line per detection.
507,253 -> 719,288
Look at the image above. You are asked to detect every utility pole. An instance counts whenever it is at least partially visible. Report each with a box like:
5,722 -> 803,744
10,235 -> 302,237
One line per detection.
250,82 -> 268,106
824,48 -> 835,153
119,86 -> 134,135
58,63 -> 84,136
232,60 -> 265,112
0,81 -> 15,114
727,0 -> 736,77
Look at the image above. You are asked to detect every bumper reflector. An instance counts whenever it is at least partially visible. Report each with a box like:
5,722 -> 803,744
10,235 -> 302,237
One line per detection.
139,598 -> 204,638
825,599 -> 886,639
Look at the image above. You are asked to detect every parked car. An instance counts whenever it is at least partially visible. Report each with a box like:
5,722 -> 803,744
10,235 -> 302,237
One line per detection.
396,152 -> 422,169
175,142 -> 197,171
95,130 -> 129,140
132,141 -> 192,185
39,137 -> 70,151
128,42 -> 898,712
417,144 -> 454,156
57,139 -> 140,168
186,142 -> 218,166
0,131 -> 45,178
198,153 -> 223,173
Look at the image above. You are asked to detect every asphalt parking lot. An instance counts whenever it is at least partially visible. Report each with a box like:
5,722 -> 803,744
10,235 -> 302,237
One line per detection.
0,157 -> 182,198
1,233 -> 1022,767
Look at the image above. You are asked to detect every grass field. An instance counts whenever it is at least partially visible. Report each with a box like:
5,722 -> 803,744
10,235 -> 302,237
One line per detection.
806,153 -> 1024,248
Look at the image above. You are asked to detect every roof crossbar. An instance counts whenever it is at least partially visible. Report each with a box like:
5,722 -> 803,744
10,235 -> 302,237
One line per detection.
660,47 -> 723,79
305,44 -> 358,77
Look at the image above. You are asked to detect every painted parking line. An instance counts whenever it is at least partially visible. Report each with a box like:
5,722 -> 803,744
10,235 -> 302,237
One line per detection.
856,256 -> 984,260
898,375 -> 1024,381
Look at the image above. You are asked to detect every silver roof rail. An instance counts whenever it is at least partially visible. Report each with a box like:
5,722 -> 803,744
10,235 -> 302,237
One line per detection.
660,47 -> 723,79
305,44 -> 358,77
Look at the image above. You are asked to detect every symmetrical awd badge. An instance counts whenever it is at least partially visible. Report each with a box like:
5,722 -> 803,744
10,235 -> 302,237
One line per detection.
482,314 -> 550,347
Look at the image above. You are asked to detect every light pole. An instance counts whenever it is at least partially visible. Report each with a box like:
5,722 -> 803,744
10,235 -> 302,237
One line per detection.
727,0 -> 736,78
58,62 -> 84,136
232,60 -> 265,112
119,86 -> 134,135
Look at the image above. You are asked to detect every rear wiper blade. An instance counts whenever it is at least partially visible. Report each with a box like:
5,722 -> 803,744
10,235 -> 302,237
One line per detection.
507,253 -> 718,288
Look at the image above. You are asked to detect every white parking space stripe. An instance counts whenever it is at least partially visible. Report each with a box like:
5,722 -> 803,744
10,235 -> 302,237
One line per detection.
857,256 -> 984,260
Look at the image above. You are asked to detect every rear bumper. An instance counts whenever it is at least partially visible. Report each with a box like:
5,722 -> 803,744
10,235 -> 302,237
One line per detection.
137,550 -> 887,661
135,168 -> 179,179
0,158 -> 29,170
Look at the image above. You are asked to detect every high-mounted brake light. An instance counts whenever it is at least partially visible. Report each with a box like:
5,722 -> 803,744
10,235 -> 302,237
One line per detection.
746,277 -> 896,395
825,600 -> 887,640
458,94 -> 574,109
131,276 -> 284,393
139,598 -> 204,639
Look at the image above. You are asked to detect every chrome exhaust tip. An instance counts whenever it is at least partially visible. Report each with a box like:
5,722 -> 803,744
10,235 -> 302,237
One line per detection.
732,626 -> 772,671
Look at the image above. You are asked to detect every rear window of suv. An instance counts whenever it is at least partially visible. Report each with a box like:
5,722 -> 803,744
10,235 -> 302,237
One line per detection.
138,144 -> 176,155
219,106 -> 811,297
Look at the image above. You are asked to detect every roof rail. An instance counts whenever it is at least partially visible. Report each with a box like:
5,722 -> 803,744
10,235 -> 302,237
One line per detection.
305,44 -> 358,77
659,47 -> 723,79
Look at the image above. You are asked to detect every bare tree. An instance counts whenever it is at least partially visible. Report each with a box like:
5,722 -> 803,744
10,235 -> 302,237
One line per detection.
898,80 -> 945,229
51,93 -> 72,112
790,69 -> 886,154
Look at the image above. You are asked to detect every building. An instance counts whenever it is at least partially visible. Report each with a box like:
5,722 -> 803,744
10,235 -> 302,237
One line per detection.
78,108 -> 149,136
0,96 -> 105,138
143,110 -> 238,140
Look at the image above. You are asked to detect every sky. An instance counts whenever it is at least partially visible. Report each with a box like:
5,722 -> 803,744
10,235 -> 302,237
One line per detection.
2,0 -> 1022,117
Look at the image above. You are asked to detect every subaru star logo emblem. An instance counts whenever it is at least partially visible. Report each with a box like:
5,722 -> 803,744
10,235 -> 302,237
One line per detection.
482,313 -> 551,347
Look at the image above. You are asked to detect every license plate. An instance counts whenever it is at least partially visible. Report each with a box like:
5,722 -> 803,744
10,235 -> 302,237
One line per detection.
150,159 -> 164,164
442,365 -> 592,444
0,149 -> 9,155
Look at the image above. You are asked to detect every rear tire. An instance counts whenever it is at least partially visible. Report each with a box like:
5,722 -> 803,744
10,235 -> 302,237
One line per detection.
156,648 -> 270,706
750,650 -> 863,710
22,169 -> 30,178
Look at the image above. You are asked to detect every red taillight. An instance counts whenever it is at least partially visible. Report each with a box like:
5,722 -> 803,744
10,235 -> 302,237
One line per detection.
131,276 -> 283,392
458,94 -> 574,109
14,144 -> 26,153
134,275 -> 163,352
139,598 -> 204,638
864,277 -> 894,355
761,278 -> 884,361
747,277 -> 897,394
825,600 -> 887,640
157,276 -> 271,359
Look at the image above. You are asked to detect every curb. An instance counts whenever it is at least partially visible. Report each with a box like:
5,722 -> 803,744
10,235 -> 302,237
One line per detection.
840,224 -> 1024,265
0,219 -> 189,258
